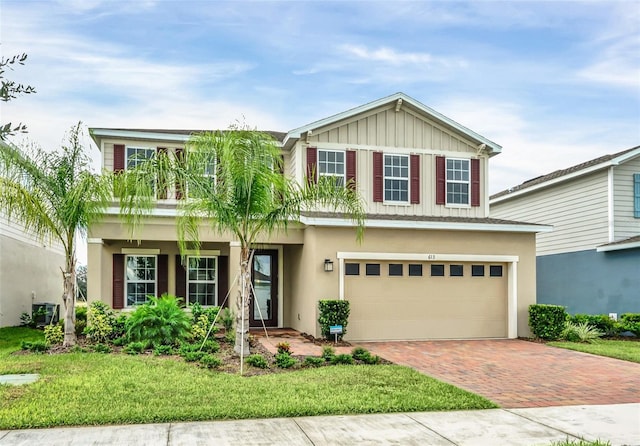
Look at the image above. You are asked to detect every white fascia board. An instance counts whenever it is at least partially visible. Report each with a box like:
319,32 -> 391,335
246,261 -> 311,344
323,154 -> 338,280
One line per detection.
283,93 -> 502,155
596,240 -> 640,252
490,163 -> 611,205
611,147 -> 640,165
337,252 -> 519,262
91,129 -> 192,143
299,216 -> 552,233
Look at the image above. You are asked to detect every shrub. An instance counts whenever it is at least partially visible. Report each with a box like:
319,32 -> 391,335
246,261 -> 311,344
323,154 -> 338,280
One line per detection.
20,340 -> 48,353
123,341 -> 146,355
318,300 -> 350,340
183,351 -> 205,362
567,314 -> 620,336
75,306 -> 88,337
620,313 -> 640,336
362,354 -> 381,365
321,345 -> 336,361
303,356 -> 325,367
331,353 -> 355,365
92,343 -> 112,354
153,345 -> 174,356
85,301 -> 117,343
351,347 -> 370,361
246,354 -> 269,369
44,324 -> 64,345
112,313 -> 128,339
219,308 -> 234,331
178,342 -> 201,356
275,352 -> 297,369
112,336 -> 127,347
224,330 -> 235,344
561,322 -> 602,343
200,354 -> 222,369
126,294 -> 192,347
20,312 -> 36,328
276,342 -> 291,355
528,304 -> 567,340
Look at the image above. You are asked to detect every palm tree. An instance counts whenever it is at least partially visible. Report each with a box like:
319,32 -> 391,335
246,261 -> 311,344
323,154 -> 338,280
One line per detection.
0,123 -> 111,346
116,126 -> 364,360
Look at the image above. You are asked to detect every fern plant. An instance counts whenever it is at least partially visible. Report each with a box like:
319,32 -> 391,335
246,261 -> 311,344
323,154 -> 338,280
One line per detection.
126,294 -> 191,347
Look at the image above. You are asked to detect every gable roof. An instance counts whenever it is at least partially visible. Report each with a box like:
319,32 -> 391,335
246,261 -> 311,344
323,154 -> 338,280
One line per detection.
282,92 -> 502,155
491,145 -> 640,203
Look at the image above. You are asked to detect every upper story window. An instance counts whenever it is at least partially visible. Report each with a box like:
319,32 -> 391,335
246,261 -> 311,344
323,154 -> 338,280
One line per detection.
125,255 -> 156,307
446,158 -> 470,205
188,155 -> 216,199
126,147 -> 155,169
318,150 -> 345,187
384,154 -> 409,202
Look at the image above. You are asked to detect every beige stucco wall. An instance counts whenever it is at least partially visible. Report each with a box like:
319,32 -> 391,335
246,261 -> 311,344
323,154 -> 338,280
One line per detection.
287,226 -> 536,340
0,234 -> 65,327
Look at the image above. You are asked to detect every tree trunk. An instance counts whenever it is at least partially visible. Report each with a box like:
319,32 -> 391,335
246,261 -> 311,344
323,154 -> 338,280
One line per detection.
62,257 -> 77,347
234,247 -> 251,357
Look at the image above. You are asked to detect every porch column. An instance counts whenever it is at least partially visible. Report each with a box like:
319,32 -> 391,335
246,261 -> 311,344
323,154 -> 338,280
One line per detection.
507,261 -> 518,339
86,238 -> 104,305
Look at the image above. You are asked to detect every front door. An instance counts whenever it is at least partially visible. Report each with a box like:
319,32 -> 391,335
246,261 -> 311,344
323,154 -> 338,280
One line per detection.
250,249 -> 278,327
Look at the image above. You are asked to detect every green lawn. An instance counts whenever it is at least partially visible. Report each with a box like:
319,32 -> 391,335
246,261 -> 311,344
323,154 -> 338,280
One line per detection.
548,339 -> 640,363
0,327 -> 496,429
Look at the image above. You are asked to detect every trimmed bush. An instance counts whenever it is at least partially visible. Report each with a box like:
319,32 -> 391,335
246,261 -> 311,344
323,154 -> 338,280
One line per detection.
620,313 -> 640,336
275,352 -> 297,369
303,356 -> 325,367
529,304 -> 567,340
246,354 -> 269,369
318,300 -> 350,340
567,314 -> 620,336
331,353 -> 355,365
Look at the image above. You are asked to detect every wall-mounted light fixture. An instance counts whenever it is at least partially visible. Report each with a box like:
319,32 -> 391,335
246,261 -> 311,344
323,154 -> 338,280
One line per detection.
324,258 -> 334,272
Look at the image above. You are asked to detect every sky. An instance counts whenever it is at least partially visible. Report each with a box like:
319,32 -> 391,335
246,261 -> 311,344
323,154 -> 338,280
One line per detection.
1,0 -> 639,197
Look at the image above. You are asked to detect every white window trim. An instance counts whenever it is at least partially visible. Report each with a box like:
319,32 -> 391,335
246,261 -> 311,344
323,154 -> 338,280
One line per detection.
124,254 -> 157,307
318,149 -> 346,186
383,153 -> 410,204
126,146 -> 156,170
446,157 -> 471,207
186,255 -> 218,307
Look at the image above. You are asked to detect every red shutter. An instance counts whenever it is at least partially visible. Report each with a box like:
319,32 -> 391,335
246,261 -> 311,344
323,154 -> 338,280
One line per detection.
279,154 -> 285,175
175,255 -> 186,301
157,254 -> 168,297
113,254 -> 124,309
410,154 -> 420,204
175,148 -> 184,199
435,156 -> 446,205
373,152 -> 383,202
217,256 -> 229,308
306,147 -> 317,185
157,147 -> 167,199
114,144 -> 125,172
471,158 -> 480,207
346,150 -> 356,190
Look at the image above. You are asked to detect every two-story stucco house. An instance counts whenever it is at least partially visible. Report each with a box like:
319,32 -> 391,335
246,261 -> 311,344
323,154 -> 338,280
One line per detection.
490,146 -> 640,317
87,92 -> 548,341
0,211 -> 64,327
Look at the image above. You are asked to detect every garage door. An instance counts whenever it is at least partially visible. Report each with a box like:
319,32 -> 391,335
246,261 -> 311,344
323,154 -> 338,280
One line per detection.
344,261 -> 507,341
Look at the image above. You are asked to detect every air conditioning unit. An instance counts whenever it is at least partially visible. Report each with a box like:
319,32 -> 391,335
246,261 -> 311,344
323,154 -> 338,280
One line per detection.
31,303 -> 60,327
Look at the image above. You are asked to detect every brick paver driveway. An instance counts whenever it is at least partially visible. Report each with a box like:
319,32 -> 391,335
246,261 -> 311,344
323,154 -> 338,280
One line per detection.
359,339 -> 640,408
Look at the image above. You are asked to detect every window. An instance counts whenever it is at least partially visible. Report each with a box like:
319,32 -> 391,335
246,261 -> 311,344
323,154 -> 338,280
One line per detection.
388,264 -> 403,276
472,265 -> 485,277
634,173 -> 640,218
431,264 -> 445,277
187,256 -> 217,306
450,264 -> 464,277
126,147 -> 155,169
318,150 -> 345,187
446,158 -> 470,205
408,264 -> 423,276
366,263 -> 380,276
384,154 -> 409,202
189,154 -> 216,199
490,265 -> 503,277
125,255 -> 156,306
345,263 -> 360,275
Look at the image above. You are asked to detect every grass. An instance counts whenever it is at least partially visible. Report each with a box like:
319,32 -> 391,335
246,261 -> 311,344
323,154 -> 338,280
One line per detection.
548,339 -> 640,363
0,327 -> 496,429
550,439 -> 610,445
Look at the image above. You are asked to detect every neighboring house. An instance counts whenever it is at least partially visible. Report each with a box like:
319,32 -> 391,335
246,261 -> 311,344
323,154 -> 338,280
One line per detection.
0,211 -> 64,327
87,92 -> 548,341
490,147 -> 640,316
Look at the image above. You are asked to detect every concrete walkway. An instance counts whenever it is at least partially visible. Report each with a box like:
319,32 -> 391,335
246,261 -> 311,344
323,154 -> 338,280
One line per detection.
1,404 -> 638,446
361,339 -> 640,408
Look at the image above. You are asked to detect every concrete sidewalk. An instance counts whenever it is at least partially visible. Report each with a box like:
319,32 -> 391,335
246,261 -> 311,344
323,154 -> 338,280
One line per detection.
1,403 -> 638,446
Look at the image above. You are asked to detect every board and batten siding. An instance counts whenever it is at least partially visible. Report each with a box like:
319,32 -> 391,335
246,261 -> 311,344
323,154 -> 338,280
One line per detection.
613,156 -> 640,240
491,170 -> 610,255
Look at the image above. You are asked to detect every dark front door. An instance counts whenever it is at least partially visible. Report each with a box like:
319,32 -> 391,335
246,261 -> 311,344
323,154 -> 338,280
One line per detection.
250,250 -> 278,327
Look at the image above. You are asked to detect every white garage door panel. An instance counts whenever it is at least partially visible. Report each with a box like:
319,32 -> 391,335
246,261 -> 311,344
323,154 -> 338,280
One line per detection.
345,262 -> 507,341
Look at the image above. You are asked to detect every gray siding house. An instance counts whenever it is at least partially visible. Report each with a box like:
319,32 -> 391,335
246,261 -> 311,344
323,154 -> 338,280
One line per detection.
490,146 -> 640,317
